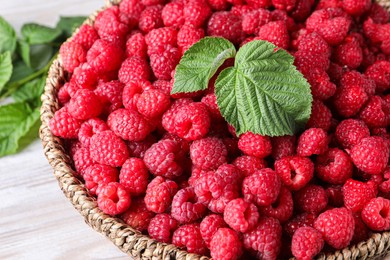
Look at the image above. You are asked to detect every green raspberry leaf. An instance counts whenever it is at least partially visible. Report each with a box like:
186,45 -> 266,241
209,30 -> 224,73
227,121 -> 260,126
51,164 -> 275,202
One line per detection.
215,40 -> 312,137
12,76 -> 45,104
18,41 -> 53,70
21,23 -> 62,44
0,51 -> 13,93
56,16 -> 87,38
171,37 -> 236,94
0,16 -> 17,54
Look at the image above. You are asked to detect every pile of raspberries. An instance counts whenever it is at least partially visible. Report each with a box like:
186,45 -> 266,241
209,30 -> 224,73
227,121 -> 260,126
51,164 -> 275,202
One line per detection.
50,0 -> 390,259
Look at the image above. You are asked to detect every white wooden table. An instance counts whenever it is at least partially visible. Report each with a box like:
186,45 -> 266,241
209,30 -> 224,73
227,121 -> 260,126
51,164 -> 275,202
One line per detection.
0,1 -> 128,259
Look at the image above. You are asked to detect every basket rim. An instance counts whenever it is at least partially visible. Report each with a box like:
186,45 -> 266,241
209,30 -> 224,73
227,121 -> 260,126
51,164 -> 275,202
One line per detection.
39,0 -> 390,259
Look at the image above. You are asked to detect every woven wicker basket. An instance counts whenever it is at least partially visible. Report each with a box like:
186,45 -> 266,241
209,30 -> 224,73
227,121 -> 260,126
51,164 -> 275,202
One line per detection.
40,0 -> 390,259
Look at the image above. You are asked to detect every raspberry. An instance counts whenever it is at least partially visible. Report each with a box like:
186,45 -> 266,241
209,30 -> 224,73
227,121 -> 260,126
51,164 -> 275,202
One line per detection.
119,0 -> 145,20
342,179 -> 377,213
59,41 -> 86,73
188,167 -> 210,187
242,168 -> 281,207
238,132 -> 272,158
289,0 -> 315,22
304,69 -> 336,100
177,25 -> 205,53
118,56 -> 151,84
274,156 -> 314,191
243,217 -> 282,260
200,93 -> 223,121
57,82 -> 76,105
190,137 -> 228,171
315,148 -> 353,185
148,213 -> 178,243
125,32 -> 147,59
296,128 -> 328,157
352,212 -> 369,244
335,119 -> 370,149
86,39 -> 124,73
71,63 -> 98,90
242,9 -> 271,35
271,9 -> 296,30
306,100 -> 332,131
232,155 -> 267,177
119,158 -> 149,196
361,197 -> 390,231
139,5 -> 163,33
152,79 -> 172,95
207,11 -> 244,45
224,198 -> 259,233
49,107 -> 82,139
145,27 -> 178,53
67,89 -> 102,120
84,164 -> 118,196
136,89 -> 170,119
294,184 -> 328,214
171,102 -> 210,141
380,167 -> 390,194
120,198 -> 154,231
184,0 -> 212,28
316,0 -> 342,10
284,212 -> 316,237
122,80 -> 151,110
72,146 -> 94,175
172,224 -> 207,255
144,139 -> 185,179
271,135 -> 296,160
89,130 -> 129,167
97,182 -> 131,215
314,207 -> 354,249
144,176 -> 178,213
246,0 -> 272,8
368,3 -> 390,24
333,34 -> 363,69
210,228 -> 243,260
359,96 -> 390,128
291,227 -> 324,260
94,80 -> 125,115
256,21 -> 290,49
162,98 -> 193,132
342,0 -> 371,16
161,2 -> 185,28
350,136 -> 390,175
294,51 -> 330,78
107,108 -> 154,142
260,186 -> 294,223
343,70 -> 376,97
73,24 -> 99,50
149,45 -> 181,80
200,214 -> 227,247
364,60 -> 390,93
78,118 -> 109,148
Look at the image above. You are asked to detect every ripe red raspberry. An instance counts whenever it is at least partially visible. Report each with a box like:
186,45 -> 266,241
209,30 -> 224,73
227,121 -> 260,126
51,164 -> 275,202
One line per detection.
125,32 -> 147,59
242,168 -> 281,207
326,185 -> 345,207
144,176 -> 178,213
243,217 -> 282,260
171,102 -> 210,141
314,207 -> 354,249
297,128 -> 328,157
256,21 -> 290,49
210,228 -> 243,260
139,5 -> 163,33
67,89 -> 102,120
271,9 -> 296,31
161,2 -> 185,28
86,39 -> 124,73
136,89 -> 170,119
294,50 -> 330,78
119,0 -> 145,20
118,57 -> 151,84
224,198 -> 259,233
290,0 -> 315,22
72,146 -> 94,175
368,3 -> 390,24
306,100 -> 332,131
333,34 -> 363,69
152,79 -> 172,95
316,0 -> 342,10
304,69 -> 336,100
190,137 -> 228,171
84,164 -> 118,196
150,45 -> 181,80
315,148 -> 353,185
97,182 -> 131,216
362,197 -> 390,231
359,96 -> 390,128
148,213 -> 178,243
78,118 -> 109,148
200,214 -> 227,247
144,139 -> 185,179
342,0 -> 371,16
73,24 -> 99,50
207,11 -> 244,45
94,80 -> 125,115
121,80 -> 151,110
120,198 -> 154,231
232,155 -> 267,177
59,41 -> 86,73
284,212 -> 316,237
260,186 -> 293,223
274,156 -> 314,191
365,60 -> 390,93
200,93 -> 223,121
177,25 -> 205,53
238,132 -> 272,158
343,179 -> 377,213
350,136 -> 390,175
184,0 -> 212,28
172,223 -> 207,255
145,27 -> 178,53
57,82 -> 76,105
119,158 -> 149,196
271,135 -> 296,160
291,227 -> 324,260
162,98 -> 193,133
241,9 -> 271,35
352,212 -> 369,244
335,119 -> 370,149
246,0 -> 271,8
272,0 -> 296,11
107,109 -> 154,142
380,167 -> 390,194
71,63 -> 98,90
294,184 -> 328,214
49,107 -> 82,139
89,130 -> 129,167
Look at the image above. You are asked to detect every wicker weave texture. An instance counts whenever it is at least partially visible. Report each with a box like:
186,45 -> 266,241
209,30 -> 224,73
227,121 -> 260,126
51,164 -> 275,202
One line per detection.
40,1 -> 390,259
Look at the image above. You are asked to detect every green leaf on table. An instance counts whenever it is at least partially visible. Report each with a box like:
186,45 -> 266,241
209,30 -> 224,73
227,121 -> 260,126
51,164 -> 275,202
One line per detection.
18,40 -> 53,70
215,40 -> 312,137
171,37 -> 236,94
0,16 -> 17,54
0,51 -> 13,93
0,102 -> 40,157
56,16 -> 87,38
12,76 -> 45,104
21,23 -> 62,44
